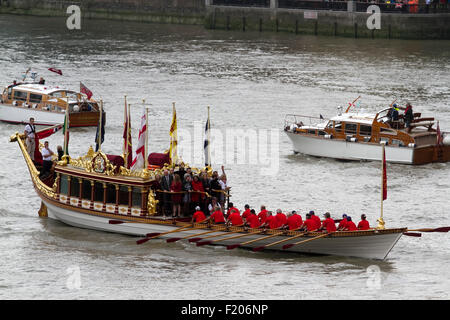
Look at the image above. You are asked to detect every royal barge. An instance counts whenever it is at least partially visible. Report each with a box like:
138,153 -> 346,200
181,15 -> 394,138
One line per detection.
10,127 -> 408,260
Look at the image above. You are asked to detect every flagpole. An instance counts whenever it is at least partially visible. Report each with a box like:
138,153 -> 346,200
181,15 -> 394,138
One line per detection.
144,100 -> 148,169
63,97 -> 70,156
98,100 -> 103,152
378,144 -> 386,229
127,103 -> 132,169
123,95 -> 128,168
207,105 -> 211,167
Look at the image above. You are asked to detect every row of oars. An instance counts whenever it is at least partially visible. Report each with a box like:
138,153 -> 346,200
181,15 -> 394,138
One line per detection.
109,219 -> 450,251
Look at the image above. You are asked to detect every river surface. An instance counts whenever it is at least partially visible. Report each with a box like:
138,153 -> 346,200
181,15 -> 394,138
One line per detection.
0,15 -> 449,300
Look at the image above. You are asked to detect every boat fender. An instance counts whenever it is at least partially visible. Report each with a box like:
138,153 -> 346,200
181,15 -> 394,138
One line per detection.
408,143 -> 416,148
32,104 -> 38,109
380,140 -> 388,146
73,105 -> 80,112
443,135 -> 450,146
24,103 -> 30,108
324,134 -> 332,139
350,137 -> 357,142
290,124 -> 298,132
12,100 -> 18,106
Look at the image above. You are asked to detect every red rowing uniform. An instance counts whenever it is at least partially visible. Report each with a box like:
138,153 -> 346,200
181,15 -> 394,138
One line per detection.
258,209 -> 268,223
337,219 -> 347,230
192,211 -> 206,223
346,221 -> 357,231
321,218 -> 337,232
358,220 -> 370,230
304,219 -> 317,231
287,214 -> 303,230
211,210 -> 225,224
275,212 -> 287,227
242,209 -> 251,220
265,215 -> 279,229
227,207 -> 240,217
311,215 -> 322,230
246,214 -> 260,228
228,211 -> 244,226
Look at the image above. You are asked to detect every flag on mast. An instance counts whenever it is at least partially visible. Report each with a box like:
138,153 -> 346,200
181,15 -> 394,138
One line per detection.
123,98 -> 133,168
48,68 -> 63,76
131,107 -> 147,170
95,102 -> 105,152
80,82 -> 93,100
204,107 -> 211,167
169,103 -> 178,165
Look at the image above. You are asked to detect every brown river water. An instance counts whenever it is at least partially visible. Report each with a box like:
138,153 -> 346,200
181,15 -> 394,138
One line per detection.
0,14 -> 449,299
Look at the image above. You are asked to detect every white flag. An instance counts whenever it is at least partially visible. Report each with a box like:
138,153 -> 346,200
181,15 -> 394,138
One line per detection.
131,108 -> 147,170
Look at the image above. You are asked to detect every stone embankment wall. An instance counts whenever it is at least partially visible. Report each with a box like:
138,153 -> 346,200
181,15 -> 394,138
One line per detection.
0,0 -> 448,39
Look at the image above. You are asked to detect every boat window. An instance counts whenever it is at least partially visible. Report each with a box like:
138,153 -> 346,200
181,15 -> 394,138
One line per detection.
318,131 -> 326,136
7,87 -> 12,99
81,180 -> 91,200
60,174 -> 69,195
391,139 -> 404,147
119,185 -> 129,206
380,127 -> 396,135
94,182 -> 104,202
359,125 -> 372,136
106,184 -> 116,204
13,90 -> 28,101
132,187 -> 142,207
50,91 -> 63,98
326,121 -> 333,129
344,123 -> 357,134
70,178 -> 80,197
29,93 -> 42,103
334,121 -> 342,133
307,130 -> 316,135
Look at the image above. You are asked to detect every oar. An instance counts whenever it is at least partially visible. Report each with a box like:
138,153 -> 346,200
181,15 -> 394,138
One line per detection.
196,228 -> 265,246
407,227 -> 450,233
167,227 -> 226,243
136,224 -> 194,245
226,230 -> 285,250
403,232 -> 422,237
109,219 -> 126,224
253,231 -> 308,252
282,232 -> 333,250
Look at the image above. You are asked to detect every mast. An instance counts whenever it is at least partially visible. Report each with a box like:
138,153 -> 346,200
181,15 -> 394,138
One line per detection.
97,100 -> 103,152
144,99 -> 148,169
63,97 -> 70,156
377,143 -> 386,229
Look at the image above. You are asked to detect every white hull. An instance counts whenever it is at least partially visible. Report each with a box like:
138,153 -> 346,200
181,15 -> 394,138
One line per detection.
286,132 -> 414,164
0,103 -> 64,126
44,200 -> 402,260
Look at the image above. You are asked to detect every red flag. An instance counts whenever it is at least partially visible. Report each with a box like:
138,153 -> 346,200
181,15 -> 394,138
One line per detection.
382,146 -> 387,201
80,82 -> 93,100
123,101 -> 133,169
34,124 -> 63,165
48,68 -> 63,75
131,108 -> 147,170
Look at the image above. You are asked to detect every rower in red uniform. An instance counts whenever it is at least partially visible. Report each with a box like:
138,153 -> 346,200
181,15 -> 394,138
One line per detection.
245,210 -> 261,229
286,211 -> 303,230
337,213 -> 348,231
242,204 -> 251,220
319,212 -> 336,233
309,210 -> 322,230
301,213 -> 317,232
226,202 -> 240,219
191,206 -> 206,223
345,216 -> 357,231
258,205 -> 268,224
275,209 -> 287,228
227,209 -> 244,226
210,206 -> 225,224
262,211 -> 279,229
357,214 -> 370,230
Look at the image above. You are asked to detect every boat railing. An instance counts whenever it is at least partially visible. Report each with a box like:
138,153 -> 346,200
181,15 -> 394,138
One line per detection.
284,114 -> 329,131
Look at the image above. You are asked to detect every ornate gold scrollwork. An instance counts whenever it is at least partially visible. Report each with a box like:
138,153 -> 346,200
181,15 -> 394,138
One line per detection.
147,189 -> 159,216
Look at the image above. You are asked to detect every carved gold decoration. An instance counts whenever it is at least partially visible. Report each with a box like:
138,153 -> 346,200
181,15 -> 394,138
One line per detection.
38,201 -> 48,217
376,217 -> 386,230
147,189 -> 158,216
10,133 -> 57,200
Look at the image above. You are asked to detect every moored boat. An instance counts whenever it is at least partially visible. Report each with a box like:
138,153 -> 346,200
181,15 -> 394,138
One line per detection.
1,82 -> 101,127
284,103 -> 450,164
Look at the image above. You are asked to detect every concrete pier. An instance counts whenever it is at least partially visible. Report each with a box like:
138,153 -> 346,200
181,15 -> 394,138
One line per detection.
0,0 -> 448,39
